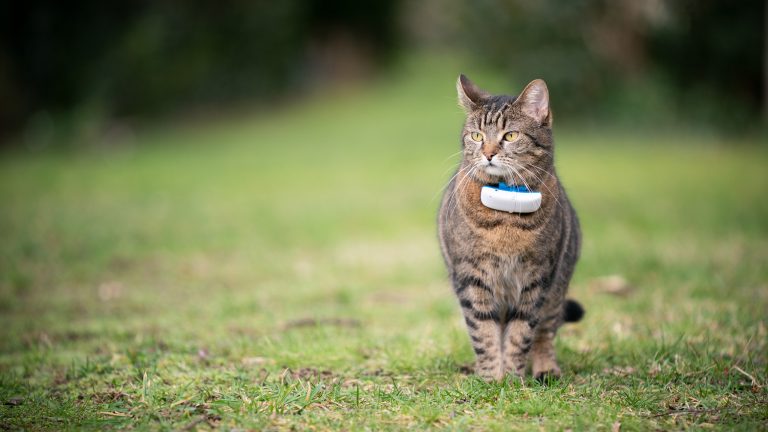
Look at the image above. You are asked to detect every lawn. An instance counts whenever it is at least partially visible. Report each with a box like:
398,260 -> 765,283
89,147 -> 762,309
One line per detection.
1,59 -> 767,430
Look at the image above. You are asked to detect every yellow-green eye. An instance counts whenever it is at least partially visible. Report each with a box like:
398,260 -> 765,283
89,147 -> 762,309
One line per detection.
504,131 -> 520,142
470,132 -> 484,142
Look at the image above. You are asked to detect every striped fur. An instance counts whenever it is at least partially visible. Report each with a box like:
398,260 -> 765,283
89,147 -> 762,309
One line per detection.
438,76 -> 583,381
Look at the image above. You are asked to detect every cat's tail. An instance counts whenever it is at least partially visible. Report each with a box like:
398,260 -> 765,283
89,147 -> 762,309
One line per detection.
563,299 -> 585,323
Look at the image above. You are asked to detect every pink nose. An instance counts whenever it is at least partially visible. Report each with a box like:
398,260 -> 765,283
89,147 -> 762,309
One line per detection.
483,151 -> 496,161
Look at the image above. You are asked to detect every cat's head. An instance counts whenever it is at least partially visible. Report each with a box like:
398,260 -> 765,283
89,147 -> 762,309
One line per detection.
456,75 -> 554,188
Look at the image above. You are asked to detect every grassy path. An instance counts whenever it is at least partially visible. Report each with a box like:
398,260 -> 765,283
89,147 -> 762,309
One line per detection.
1,63 -> 766,430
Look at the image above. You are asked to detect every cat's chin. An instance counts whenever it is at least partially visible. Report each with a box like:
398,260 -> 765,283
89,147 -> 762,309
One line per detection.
478,165 -> 507,183
482,165 -> 506,178
472,171 -> 503,185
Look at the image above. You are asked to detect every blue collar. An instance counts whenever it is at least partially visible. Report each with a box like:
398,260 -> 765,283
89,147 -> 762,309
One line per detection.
487,182 -> 533,193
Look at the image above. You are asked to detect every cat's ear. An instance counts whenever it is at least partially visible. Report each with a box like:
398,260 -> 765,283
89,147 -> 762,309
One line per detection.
456,74 -> 489,111
516,79 -> 551,126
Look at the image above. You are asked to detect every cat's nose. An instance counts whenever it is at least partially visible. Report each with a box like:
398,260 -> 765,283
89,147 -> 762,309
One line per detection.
483,151 -> 496,161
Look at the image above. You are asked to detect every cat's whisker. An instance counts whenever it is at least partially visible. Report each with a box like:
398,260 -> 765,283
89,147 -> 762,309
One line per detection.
504,165 -> 535,199
446,164 -> 476,213
525,163 -> 556,180
440,160 -> 462,178
514,163 -> 555,197
451,163 -> 475,200
518,162 -> 560,194
450,163 -> 479,216
448,165 -> 471,216
513,167 -> 533,192
443,163 -> 470,217
507,162 -> 537,191
438,150 -> 472,179
495,157 -> 532,193
432,163 -> 473,203
512,162 -> 564,213
509,162 -> 551,201
440,149 -> 466,163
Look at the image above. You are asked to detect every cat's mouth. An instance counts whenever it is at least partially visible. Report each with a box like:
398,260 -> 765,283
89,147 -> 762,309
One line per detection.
483,164 -> 506,177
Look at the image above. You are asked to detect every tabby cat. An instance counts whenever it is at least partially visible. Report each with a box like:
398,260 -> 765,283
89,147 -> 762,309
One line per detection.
438,75 -> 583,381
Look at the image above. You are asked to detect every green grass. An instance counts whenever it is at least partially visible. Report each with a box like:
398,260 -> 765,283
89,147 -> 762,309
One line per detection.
1,59 -> 767,430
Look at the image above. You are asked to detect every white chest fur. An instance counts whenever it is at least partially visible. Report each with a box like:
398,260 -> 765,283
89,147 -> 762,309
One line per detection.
489,255 -> 529,305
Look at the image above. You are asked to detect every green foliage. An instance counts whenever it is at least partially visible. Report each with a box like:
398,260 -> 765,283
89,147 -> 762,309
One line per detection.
2,1 -> 763,143
0,58 -> 766,430
648,0 -> 765,127
0,0 -> 400,135
449,0 -> 764,128
457,0 -> 613,115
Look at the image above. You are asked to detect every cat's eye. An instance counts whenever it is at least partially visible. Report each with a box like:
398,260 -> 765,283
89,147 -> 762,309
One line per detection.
503,131 -> 520,142
470,132 -> 484,142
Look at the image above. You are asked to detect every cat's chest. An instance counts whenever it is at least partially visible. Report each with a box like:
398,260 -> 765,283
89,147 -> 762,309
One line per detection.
488,255 -> 535,304
458,187 -> 546,252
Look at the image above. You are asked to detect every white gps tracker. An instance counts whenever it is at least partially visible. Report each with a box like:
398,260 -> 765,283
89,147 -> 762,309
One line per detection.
480,182 -> 542,213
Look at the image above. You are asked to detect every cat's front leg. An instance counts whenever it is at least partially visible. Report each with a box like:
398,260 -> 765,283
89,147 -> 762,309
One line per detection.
502,318 -> 534,378
454,276 -> 503,381
502,299 -> 565,380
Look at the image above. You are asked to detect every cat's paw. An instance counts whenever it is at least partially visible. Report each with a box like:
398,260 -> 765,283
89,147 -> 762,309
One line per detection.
533,366 -> 561,384
475,364 -> 504,382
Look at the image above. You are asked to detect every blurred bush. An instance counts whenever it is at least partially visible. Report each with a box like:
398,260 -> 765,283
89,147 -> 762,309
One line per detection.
648,0 -> 764,126
0,0 -> 764,146
0,0 -> 399,145
406,0 -> 764,129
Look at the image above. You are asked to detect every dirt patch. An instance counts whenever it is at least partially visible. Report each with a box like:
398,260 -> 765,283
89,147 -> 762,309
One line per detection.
362,368 -> 393,377
589,275 -> 634,297
86,389 -> 129,405
4,397 -> 23,407
283,367 -> 338,381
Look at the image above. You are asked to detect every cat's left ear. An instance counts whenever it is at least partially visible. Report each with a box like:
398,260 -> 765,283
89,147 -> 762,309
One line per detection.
456,74 -> 489,111
516,79 -> 552,126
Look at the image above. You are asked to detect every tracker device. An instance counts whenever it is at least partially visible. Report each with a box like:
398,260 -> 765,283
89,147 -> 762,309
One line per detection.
480,182 -> 542,213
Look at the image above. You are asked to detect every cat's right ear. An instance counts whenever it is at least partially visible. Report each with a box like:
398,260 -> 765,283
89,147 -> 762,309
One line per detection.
457,74 -> 488,111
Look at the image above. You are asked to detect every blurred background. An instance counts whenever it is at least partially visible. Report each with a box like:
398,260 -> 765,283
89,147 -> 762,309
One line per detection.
1,1 -> 767,428
0,0 -> 765,146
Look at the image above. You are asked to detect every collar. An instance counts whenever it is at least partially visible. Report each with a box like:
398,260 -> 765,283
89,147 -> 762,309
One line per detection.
480,182 -> 542,213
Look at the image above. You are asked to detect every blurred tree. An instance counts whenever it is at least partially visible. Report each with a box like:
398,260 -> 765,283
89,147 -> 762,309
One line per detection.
406,0 -> 663,116
0,0 -> 764,145
404,0 -> 765,129
648,0 -> 764,126
0,0 -> 400,145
